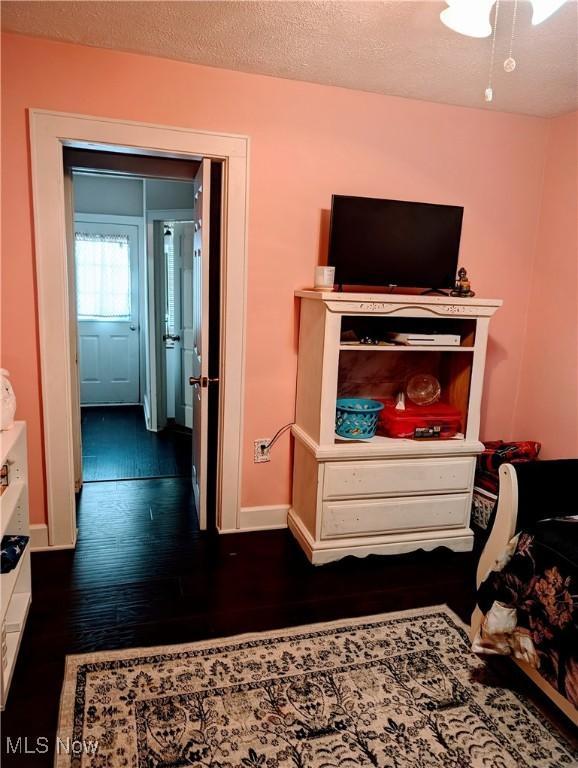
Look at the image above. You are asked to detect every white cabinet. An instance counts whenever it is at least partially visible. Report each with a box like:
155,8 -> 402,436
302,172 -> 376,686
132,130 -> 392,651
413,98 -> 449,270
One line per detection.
0,422 -> 31,709
289,291 -> 502,564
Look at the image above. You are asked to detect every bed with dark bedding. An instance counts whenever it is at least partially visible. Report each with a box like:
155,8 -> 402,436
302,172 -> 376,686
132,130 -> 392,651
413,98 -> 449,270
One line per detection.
471,459 -> 578,725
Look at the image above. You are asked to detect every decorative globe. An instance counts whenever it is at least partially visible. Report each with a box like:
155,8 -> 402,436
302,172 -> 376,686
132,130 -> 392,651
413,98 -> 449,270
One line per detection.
406,374 -> 441,406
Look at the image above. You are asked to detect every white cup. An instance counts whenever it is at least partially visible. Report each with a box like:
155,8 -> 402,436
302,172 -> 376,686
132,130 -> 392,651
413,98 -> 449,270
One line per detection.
314,266 -> 335,290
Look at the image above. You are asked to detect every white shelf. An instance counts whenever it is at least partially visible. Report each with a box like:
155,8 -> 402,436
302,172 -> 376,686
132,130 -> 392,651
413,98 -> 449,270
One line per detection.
0,545 -> 29,624
339,344 -> 474,353
0,423 -> 26,462
330,433 -> 476,458
335,432 -> 466,445
5,591 -> 31,633
292,424 -> 482,461
295,289 -> 503,311
1,625 -> 27,710
0,422 -> 30,710
0,480 -> 25,537
1,590 -> 31,709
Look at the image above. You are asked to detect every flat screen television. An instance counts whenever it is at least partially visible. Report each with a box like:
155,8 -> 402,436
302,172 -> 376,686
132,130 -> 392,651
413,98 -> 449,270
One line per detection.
328,195 -> 464,290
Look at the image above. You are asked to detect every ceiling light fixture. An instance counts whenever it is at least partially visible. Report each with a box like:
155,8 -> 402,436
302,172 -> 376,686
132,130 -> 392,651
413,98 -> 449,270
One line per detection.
530,0 -> 566,25
441,0 -> 565,103
440,0 -> 496,38
440,0 -> 566,38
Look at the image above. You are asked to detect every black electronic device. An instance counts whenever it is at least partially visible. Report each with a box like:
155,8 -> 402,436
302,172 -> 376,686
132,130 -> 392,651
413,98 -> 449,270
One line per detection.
328,195 -> 464,291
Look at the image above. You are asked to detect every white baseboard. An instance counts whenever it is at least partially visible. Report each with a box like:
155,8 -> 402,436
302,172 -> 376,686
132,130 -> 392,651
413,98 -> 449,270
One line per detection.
227,505 -> 289,533
30,523 -> 48,550
29,523 -> 76,551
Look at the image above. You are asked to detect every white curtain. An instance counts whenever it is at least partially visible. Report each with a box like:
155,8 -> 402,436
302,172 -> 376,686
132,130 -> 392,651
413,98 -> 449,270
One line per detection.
75,232 -> 131,320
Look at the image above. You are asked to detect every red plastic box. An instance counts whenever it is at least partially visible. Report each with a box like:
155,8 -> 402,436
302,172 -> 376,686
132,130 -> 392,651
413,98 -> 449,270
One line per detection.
376,399 -> 462,439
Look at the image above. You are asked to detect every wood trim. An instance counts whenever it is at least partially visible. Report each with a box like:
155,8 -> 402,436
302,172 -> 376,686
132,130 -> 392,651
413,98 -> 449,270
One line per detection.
234,505 -> 289,532
288,509 -> 473,565
29,523 -> 49,550
64,147 -> 200,179
295,290 -> 503,315
64,169 -> 82,492
30,523 -> 76,551
475,463 -> 518,588
470,464 -> 519,640
145,209 -> 194,222
514,659 -> 578,727
76,213 -> 144,226
292,424 -> 483,461
29,110 -> 249,545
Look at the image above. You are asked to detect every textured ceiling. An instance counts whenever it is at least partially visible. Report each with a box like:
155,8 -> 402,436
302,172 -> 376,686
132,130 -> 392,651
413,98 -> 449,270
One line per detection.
2,1 -> 577,117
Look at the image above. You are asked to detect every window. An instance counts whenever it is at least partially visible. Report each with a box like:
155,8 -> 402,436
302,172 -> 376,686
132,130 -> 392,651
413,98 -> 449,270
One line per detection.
75,232 -> 131,320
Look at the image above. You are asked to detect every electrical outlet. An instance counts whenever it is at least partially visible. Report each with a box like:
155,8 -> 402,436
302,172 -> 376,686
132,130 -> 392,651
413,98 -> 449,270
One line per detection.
254,438 -> 271,463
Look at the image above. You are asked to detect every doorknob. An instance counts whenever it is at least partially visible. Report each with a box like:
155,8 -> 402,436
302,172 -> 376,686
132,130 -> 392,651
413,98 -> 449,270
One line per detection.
130,325 -> 137,331
189,376 -> 219,388
163,333 -> 181,342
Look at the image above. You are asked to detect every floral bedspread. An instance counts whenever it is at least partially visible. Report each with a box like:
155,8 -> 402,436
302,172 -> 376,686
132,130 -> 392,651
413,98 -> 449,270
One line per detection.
474,515 -> 578,708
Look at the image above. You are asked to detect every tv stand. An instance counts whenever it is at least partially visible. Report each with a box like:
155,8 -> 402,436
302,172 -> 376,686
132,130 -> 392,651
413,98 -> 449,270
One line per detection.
289,290 -> 502,564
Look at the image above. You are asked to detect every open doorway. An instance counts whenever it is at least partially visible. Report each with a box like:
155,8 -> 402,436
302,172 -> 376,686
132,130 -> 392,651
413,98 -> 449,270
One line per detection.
30,111 -> 248,546
65,149 -> 222,531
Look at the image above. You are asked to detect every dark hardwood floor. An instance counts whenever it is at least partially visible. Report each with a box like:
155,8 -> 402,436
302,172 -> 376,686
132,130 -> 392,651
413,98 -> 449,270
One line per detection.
81,405 -> 192,481
1,478 -> 575,764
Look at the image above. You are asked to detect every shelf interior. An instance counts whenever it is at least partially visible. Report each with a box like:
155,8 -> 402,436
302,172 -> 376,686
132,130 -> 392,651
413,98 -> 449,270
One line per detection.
339,344 -> 474,353
337,349 -> 473,438
341,315 -> 477,348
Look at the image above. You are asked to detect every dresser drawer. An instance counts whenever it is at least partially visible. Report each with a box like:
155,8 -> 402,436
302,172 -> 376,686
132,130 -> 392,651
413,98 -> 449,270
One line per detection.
323,458 -> 474,500
321,493 -> 470,539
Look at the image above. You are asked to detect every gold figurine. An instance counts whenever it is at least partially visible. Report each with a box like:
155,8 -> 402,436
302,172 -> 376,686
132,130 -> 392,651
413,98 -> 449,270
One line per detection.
451,267 -> 475,297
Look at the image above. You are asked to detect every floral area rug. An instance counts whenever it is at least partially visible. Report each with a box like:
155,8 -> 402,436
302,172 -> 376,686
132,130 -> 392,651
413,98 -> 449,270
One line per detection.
56,605 -> 577,767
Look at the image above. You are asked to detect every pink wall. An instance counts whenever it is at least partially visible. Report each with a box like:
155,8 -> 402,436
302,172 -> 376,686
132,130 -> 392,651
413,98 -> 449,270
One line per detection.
512,112 -> 578,458
1,33 -> 553,525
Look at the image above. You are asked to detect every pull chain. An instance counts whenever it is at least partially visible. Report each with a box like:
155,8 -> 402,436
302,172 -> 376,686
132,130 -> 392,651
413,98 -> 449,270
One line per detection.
504,0 -> 519,72
485,0 -> 501,102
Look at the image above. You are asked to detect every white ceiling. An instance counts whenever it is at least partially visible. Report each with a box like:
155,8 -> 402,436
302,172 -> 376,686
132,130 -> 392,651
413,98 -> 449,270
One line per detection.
2,1 -> 577,117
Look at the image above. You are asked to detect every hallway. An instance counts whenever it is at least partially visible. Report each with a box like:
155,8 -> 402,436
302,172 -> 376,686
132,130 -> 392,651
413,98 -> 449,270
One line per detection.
81,405 -> 192,481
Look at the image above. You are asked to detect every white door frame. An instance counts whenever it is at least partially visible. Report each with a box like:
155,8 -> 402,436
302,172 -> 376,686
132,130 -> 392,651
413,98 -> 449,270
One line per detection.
29,109 -> 249,546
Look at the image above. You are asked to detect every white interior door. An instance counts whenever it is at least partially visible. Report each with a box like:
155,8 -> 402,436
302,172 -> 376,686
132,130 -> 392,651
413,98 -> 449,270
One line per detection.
164,224 -> 179,422
76,221 -> 140,404
190,160 -> 211,530
173,222 -> 194,428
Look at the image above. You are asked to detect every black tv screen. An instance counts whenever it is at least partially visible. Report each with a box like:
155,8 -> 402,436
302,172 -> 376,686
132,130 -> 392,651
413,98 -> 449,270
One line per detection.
328,195 -> 463,290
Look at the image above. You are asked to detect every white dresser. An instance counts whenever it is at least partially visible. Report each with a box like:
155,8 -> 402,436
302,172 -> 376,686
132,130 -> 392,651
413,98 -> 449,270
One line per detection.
0,422 -> 31,709
289,291 -> 502,564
